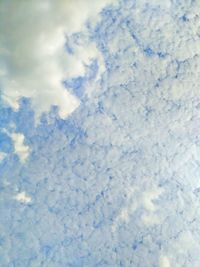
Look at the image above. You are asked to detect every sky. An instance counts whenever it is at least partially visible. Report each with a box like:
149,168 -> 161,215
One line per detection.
1,0 -> 200,266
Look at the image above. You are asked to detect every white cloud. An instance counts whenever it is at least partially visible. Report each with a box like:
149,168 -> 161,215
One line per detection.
141,187 -> 163,225
112,185 -> 164,231
159,255 -> 171,267
14,191 -> 31,204
143,188 -> 163,212
0,0 -> 117,123
10,132 -> 30,163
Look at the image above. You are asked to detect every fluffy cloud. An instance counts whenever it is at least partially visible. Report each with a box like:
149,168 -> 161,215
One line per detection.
14,191 -> 31,203
10,132 -> 30,163
0,0 -> 116,122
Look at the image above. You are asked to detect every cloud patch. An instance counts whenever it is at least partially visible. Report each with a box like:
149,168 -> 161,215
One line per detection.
0,0 -> 116,122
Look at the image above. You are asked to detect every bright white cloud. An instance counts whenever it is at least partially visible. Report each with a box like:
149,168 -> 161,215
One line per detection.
14,191 -> 31,204
10,132 -> 30,163
0,0 -> 116,122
